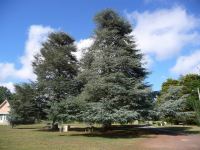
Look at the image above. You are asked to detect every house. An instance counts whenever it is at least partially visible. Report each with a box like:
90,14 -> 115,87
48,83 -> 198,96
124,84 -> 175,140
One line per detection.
0,100 -> 10,125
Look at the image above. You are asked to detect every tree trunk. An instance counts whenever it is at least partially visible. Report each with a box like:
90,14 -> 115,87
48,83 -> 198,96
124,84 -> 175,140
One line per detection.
51,119 -> 59,131
102,122 -> 112,131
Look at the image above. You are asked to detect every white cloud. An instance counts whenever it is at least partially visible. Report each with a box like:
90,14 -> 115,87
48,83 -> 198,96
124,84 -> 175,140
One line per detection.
1,6 -> 200,92
74,37 -> 153,69
0,25 -> 94,92
74,38 -> 94,60
0,25 -> 54,92
16,25 -> 54,81
142,55 -> 154,69
126,6 -> 200,60
0,63 -> 15,81
171,50 -> 200,75
0,82 -> 15,93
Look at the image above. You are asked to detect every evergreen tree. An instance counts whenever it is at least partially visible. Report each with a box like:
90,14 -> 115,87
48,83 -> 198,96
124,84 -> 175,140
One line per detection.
78,9 -> 152,128
156,74 -> 200,124
156,79 -> 179,105
32,32 -> 79,129
157,86 -> 194,124
0,86 -> 13,103
9,83 -> 37,126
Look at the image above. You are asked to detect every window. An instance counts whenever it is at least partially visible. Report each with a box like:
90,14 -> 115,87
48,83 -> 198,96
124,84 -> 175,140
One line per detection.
0,115 -> 7,121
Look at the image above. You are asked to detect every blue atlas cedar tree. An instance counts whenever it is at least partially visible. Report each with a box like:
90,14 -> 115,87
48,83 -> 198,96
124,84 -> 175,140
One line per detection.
78,9 -> 152,128
32,32 -> 80,129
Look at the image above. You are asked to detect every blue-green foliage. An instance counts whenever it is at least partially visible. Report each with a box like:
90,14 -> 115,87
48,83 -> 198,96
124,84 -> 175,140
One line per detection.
77,9 -> 152,126
29,9 -> 153,127
157,86 -> 195,124
157,74 -> 200,124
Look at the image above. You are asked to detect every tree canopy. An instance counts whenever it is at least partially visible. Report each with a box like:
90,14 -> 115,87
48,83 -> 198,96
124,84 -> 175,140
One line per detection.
78,9 -> 152,127
0,86 -> 13,104
9,83 -> 37,125
156,74 -> 200,124
32,32 -> 80,129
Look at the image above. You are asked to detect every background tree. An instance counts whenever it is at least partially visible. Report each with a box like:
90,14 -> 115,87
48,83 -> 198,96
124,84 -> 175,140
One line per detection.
78,9 -> 152,128
179,74 -> 200,125
157,86 -> 194,124
156,79 -> 179,105
0,86 -> 13,103
156,74 -> 200,124
179,74 -> 200,109
32,32 -> 80,129
192,95 -> 200,125
9,83 -> 37,126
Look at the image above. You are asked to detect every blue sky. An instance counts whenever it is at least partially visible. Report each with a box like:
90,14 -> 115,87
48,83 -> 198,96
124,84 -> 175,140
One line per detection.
0,0 -> 200,92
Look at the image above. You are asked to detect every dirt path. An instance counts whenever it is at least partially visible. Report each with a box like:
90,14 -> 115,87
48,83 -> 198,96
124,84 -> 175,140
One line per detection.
138,133 -> 200,150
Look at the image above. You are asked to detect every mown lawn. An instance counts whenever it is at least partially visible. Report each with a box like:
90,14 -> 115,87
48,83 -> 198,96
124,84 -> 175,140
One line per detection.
0,124 -> 145,150
0,124 -> 200,150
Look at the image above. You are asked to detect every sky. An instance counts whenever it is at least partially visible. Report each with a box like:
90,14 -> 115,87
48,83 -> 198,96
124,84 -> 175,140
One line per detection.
0,0 -> 200,92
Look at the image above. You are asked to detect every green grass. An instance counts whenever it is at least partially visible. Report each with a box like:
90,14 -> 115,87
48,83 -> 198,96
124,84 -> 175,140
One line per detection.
0,124 -> 143,150
0,124 -> 200,150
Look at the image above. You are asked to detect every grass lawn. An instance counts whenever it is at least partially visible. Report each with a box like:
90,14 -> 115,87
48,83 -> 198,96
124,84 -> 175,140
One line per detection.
0,124 -> 200,150
0,124 -> 145,150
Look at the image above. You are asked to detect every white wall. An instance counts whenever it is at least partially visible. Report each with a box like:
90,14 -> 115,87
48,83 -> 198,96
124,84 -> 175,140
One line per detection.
0,114 -> 9,125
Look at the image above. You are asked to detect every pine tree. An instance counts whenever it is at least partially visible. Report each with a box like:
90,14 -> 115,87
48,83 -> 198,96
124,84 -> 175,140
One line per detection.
9,83 -> 37,126
33,32 -> 79,129
78,9 -> 152,128
0,86 -> 13,103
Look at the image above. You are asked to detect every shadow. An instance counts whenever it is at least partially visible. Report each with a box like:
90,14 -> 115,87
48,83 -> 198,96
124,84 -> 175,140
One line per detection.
33,124 -> 200,139
13,127 -> 38,129
60,125 -> 190,139
68,127 -> 87,132
67,130 -> 151,139
36,127 -> 59,132
156,126 -> 200,135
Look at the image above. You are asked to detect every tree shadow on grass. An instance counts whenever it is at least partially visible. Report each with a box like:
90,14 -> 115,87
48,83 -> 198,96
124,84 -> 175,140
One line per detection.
67,130 -> 151,139
14,127 -> 37,129
12,126 -> 38,130
36,127 -> 60,132
33,124 -> 200,139
156,126 -> 200,135
60,125 -> 198,139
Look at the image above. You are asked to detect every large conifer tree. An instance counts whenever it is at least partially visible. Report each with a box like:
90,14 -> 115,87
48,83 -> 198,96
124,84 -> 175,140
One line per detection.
79,9 -> 152,127
33,32 -> 79,128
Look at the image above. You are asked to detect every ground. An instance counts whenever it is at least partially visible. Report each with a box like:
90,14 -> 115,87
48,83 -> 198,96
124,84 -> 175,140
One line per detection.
0,124 -> 200,150
140,134 -> 200,150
